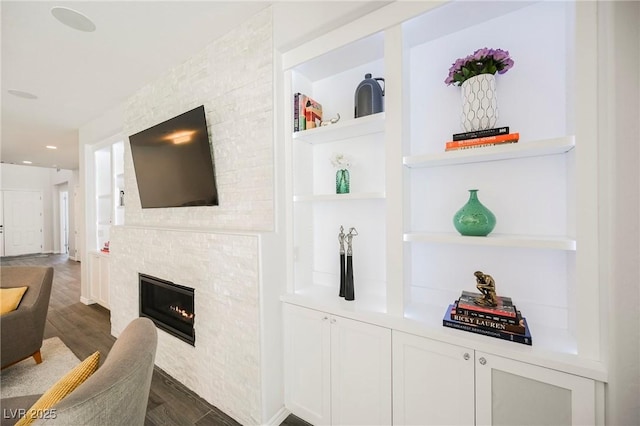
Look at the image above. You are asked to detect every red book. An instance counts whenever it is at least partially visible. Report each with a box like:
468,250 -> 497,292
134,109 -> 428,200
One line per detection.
446,132 -> 519,150
457,291 -> 517,318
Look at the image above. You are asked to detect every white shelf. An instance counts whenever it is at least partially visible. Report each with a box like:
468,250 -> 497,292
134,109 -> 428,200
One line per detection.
403,302 -> 577,355
293,112 -> 385,144
404,232 -> 576,251
294,192 -> 385,202
282,284 -> 387,316
404,136 -> 575,168
89,250 -> 110,258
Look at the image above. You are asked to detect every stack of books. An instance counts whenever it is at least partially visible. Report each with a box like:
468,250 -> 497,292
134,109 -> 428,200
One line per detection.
293,92 -> 323,132
445,126 -> 519,151
443,290 -> 532,345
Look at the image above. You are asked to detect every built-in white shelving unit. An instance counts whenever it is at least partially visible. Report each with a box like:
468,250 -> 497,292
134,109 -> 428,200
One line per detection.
282,1 -> 605,424
94,140 -> 124,251
86,139 -> 124,309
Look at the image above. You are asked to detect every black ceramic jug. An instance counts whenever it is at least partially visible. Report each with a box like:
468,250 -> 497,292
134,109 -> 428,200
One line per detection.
354,73 -> 385,118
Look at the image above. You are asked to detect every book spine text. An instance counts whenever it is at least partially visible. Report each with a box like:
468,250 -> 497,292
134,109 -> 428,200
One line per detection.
453,126 -> 510,141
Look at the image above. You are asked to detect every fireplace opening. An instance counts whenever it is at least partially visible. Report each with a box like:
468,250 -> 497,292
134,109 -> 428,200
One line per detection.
139,273 -> 195,345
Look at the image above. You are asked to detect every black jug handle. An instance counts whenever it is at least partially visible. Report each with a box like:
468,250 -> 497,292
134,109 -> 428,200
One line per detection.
375,77 -> 385,96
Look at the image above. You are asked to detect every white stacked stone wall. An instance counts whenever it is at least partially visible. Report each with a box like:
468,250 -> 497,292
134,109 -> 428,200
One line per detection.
123,8 -> 273,231
109,9 -> 272,425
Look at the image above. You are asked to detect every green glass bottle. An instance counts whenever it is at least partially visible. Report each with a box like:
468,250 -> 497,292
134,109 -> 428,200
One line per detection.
336,169 -> 350,194
453,189 -> 496,236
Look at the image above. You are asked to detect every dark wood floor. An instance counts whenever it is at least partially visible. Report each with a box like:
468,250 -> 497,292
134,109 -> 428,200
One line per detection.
1,254 -> 309,426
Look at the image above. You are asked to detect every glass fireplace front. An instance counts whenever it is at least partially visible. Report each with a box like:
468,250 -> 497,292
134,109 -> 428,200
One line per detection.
139,273 -> 195,345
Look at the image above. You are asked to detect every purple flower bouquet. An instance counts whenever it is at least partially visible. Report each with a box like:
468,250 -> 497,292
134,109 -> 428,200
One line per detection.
445,48 -> 514,86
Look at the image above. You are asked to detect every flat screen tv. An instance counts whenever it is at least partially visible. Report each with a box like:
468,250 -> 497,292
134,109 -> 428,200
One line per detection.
129,105 -> 219,208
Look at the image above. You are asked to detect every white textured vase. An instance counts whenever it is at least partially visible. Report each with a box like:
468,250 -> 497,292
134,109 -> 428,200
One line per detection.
460,74 -> 498,132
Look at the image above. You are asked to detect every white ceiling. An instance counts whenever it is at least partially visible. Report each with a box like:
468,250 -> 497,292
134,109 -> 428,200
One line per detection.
1,1 -> 389,171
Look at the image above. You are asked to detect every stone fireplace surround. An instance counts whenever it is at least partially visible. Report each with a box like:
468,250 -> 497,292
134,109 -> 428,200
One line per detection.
110,227 -> 263,424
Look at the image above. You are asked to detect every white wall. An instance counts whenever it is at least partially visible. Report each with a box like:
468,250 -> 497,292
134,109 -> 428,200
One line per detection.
1,163 -> 77,255
602,1 -> 640,424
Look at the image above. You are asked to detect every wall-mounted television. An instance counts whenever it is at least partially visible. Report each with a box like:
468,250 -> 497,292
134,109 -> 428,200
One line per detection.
129,105 -> 219,209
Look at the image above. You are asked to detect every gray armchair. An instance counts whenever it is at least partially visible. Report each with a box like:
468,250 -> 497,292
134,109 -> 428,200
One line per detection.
0,317 -> 158,425
1,266 -> 54,369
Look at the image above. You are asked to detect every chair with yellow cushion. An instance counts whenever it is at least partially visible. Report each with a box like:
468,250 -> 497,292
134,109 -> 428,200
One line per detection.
0,318 -> 158,426
1,266 -> 54,369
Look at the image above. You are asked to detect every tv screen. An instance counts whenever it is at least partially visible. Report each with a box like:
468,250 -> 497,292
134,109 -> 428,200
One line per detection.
129,105 -> 219,209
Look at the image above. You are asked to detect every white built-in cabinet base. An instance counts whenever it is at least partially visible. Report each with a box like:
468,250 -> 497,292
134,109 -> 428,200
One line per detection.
284,303 -> 601,426
393,330 -> 598,426
284,303 -> 392,426
88,251 -> 110,309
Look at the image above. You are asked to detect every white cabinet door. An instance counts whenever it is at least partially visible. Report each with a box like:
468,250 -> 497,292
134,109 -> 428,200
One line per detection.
89,253 -> 101,304
475,352 -> 596,426
88,252 -> 110,309
284,304 -> 392,425
392,331 -> 475,426
284,304 -> 331,425
331,316 -> 392,426
99,255 -> 110,308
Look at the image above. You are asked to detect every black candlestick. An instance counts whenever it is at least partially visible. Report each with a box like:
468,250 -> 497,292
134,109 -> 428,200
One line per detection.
338,226 -> 346,297
344,227 -> 358,301
345,255 -> 354,301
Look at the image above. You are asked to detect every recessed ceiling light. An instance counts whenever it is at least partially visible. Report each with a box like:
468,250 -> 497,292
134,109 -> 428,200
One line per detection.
7,89 -> 38,99
23,160 -> 33,164
46,145 -> 58,150
51,6 -> 96,32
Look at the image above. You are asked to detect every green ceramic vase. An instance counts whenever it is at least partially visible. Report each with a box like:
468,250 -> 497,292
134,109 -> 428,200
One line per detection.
336,169 -> 350,194
453,189 -> 496,236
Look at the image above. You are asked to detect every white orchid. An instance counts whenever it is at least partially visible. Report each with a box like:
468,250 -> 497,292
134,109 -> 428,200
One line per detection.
330,153 -> 352,169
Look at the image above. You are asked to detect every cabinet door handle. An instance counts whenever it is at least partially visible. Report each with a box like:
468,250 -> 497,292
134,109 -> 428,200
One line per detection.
463,353 -> 470,361
479,357 -> 487,365
330,318 -> 336,324
322,316 -> 329,321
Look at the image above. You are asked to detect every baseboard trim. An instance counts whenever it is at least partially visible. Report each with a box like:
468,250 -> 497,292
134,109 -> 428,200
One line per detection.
265,407 -> 290,426
80,296 -> 94,305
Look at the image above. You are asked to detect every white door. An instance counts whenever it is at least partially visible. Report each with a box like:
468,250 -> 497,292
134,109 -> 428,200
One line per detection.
3,190 -> 43,256
330,315 -> 392,426
283,304 -> 331,425
392,331 -> 475,426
